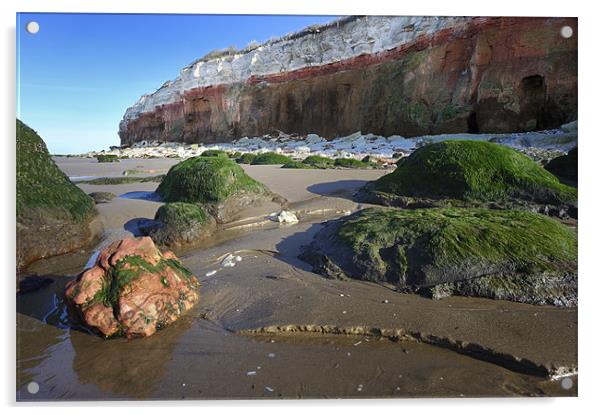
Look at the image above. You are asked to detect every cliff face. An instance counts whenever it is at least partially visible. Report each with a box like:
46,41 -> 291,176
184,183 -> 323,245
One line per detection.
119,16 -> 577,146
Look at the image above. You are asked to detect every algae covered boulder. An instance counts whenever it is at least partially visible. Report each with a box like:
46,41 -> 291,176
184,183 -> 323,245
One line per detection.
156,156 -> 283,223
360,141 -> 577,217
250,152 -> 293,165
545,147 -> 577,184
301,208 -> 577,306
17,119 -> 99,270
65,236 -> 199,338
149,202 -> 216,248
235,153 -> 256,164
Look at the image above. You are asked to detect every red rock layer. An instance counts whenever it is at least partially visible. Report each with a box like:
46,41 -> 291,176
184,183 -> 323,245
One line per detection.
120,17 -> 577,146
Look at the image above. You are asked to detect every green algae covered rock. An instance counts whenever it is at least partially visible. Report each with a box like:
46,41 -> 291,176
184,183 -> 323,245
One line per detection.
156,156 -> 282,223
150,202 -> 216,247
96,154 -> 119,163
201,149 -> 228,158
360,140 -> 577,217
301,207 -> 577,306
334,158 -> 371,168
250,152 -> 292,165
281,160 -> 312,169
303,155 -> 335,169
17,119 -> 99,269
235,153 -> 256,164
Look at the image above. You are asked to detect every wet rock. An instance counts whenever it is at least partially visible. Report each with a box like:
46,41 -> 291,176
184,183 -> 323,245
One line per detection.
545,147 -> 577,184
269,210 -> 299,224
300,208 -> 577,306
88,191 -> 117,204
156,156 -> 285,223
358,141 -> 577,219
17,119 -> 100,270
149,202 -> 216,248
65,236 -> 200,338
17,275 -> 53,294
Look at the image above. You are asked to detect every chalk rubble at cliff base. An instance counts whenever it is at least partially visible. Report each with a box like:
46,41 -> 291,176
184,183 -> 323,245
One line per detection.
82,122 -> 577,164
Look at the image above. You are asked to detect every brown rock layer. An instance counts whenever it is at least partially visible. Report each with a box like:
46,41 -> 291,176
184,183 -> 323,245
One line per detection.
120,17 -> 577,146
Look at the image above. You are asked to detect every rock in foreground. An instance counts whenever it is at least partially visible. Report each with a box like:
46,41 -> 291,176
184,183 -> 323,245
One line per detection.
545,147 -> 577,184
17,119 -> 100,270
359,140 -> 577,218
156,156 -> 284,223
301,208 -> 577,306
65,237 -> 199,338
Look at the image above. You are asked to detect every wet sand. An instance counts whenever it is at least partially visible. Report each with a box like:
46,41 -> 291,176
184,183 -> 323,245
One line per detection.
17,158 -> 577,400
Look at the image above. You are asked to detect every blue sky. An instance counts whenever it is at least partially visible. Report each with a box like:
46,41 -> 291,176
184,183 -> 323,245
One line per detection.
16,13 -> 337,154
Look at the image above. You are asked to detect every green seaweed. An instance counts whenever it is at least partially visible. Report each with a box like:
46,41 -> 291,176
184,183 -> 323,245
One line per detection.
334,158 -> 371,169
250,152 -> 293,165
302,155 -> 335,168
201,149 -> 229,158
281,160 -> 312,169
156,156 -> 267,204
96,154 -> 120,163
16,119 -> 96,221
371,140 -> 577,205
154,202 -> 209,232
235,153 -> 256,164
78,175 -> 165,185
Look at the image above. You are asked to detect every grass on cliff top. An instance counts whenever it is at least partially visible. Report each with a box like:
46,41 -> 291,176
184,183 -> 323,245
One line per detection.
157,156 -> 267,203
336,208 -> 577,282
372,140 -> 577,204
17,119 -> 95,221
154,202 -> 210,232
250,152 -> 293,165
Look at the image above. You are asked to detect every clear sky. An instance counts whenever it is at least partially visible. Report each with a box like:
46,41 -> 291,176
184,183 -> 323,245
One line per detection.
16,13 -> 337,154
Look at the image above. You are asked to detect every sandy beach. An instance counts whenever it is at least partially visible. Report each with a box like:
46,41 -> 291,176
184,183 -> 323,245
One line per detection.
16,157 -> 577,400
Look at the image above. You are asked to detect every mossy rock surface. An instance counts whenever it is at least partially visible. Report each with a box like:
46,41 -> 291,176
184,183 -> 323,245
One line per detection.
79,175 -> 165,185
334,158 -> 371,169
303,155 -> 335,169
201,149 -> 228,158
236,153 -> 256,164
545,147 -> 577,184
96,154 -> 120,163
362,141 -> 577,216
282,160 -> 312,169
250,152 -> 292,165
156,156 -> 281,223
150,202 -> 216,247
301,207 -> 577,306
17,119 -> 99,269
88,192 -> 116,204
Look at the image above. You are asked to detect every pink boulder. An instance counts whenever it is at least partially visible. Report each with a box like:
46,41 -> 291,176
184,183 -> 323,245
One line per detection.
65,236 -> 199,338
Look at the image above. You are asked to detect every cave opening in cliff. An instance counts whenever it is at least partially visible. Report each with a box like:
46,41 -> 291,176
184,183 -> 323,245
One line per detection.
467,111 -> 479,133
520,75 -> 546,130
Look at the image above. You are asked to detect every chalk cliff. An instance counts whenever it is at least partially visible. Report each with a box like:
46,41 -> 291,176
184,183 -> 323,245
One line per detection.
119,16 -> 577,146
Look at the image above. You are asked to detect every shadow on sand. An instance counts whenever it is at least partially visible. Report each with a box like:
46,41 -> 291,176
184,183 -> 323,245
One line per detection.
306,179 -> 368,202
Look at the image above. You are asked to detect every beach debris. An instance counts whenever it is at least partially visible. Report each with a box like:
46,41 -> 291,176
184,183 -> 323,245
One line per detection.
247,371 -> 257,376
65,236 -> 200,338
205,270 -> 217,277
265,386 -> 274,393
268,353 -> 276,358
382,299 -> 390,304
353,341 -> 362,346
268,210 -> 299,224
221,253 -> 242,268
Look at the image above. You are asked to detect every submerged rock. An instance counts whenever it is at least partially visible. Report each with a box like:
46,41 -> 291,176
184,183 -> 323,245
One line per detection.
301,208 -> 577,306
17,119 -> 100,270
359,140 -> 577,218
65,236 -> 199,338
149,202 -> 216,248
156,155 -> 284,223
545,147 -> 577,184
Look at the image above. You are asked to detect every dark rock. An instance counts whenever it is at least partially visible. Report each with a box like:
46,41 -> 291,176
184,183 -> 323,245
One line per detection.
88,191 -> 117,204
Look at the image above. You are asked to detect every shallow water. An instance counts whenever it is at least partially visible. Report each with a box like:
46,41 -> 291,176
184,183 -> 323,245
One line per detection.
17,277 -> 567,401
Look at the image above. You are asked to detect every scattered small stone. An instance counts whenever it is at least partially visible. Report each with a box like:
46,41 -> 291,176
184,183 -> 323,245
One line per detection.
247,371 -> 257,376
353,341 -> 362,346
268,353 -> 276,358
205,270 -> 217,277
382,299 -> 390,304
265,386 -> 274,393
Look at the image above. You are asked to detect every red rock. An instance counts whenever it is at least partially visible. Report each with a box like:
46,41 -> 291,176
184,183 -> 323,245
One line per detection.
65,236 -> 200,338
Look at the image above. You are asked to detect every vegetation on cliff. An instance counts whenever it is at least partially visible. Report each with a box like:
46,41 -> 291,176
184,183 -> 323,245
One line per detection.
17,119 -> 95,221
301,207 -> 577,306
366,140 -> 577,207
157,156 -> 268,204
250,152 -> 293,165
